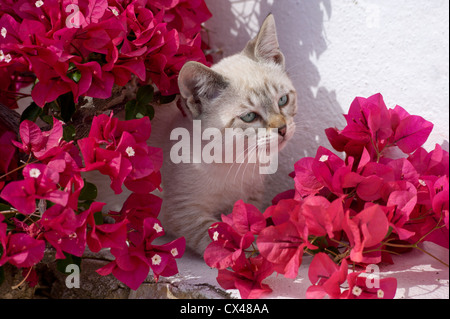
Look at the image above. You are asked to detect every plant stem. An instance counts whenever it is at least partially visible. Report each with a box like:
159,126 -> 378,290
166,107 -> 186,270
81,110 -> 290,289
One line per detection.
415,245 -> 449,268
382,242 -> 449,268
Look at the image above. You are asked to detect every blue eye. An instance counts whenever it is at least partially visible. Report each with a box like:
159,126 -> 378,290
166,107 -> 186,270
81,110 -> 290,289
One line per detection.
240,112 -> 258,123
278,95 -> 289,107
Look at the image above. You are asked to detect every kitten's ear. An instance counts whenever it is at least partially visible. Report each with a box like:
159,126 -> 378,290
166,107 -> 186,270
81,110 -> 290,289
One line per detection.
178,61 -> 229,118
243,14 -> 285,68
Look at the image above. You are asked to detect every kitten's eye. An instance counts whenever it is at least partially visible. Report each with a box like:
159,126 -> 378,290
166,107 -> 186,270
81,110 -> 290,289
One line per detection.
240,112 -> 258,123
278,95 -> 289,107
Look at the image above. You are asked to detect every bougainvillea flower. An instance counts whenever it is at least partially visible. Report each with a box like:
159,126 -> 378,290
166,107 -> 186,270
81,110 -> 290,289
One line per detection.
87,113 -> 119,145
116,131 -> 158,180
216,256 -> 274,299
386,184 -> 417,234
343,204 -> 389,263
85,202 -> 129,253
141,218 -> 186,280
111,193 -> 162,240
222,200 -> 266,236
11,118 -> 66,160
41,205 -> 90,259
0,164 -> 69,215
293,157 -> 323,198
263,198 -> 300,226
343,271 -> 397,299
390,106 -> 433,154
204,222 -> 254,270
1,233 -> 45,268
97,217 -> 185,289
78,137 -> 132,194
306,253 -> 349,299
408,144 -> 449,177
301,196 -> 344,238
96,244 -> 149,291
257,221 -> 309,279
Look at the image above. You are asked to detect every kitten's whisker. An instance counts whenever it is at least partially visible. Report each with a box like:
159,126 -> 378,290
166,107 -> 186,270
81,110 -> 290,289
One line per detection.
234,142 -> 258,186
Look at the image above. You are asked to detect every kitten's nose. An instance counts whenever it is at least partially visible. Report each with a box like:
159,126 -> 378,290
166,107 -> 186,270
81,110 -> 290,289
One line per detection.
278,125 -> 287,137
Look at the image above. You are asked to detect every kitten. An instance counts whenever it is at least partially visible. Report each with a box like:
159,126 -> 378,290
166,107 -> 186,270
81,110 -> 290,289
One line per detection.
149,14 -> 298,255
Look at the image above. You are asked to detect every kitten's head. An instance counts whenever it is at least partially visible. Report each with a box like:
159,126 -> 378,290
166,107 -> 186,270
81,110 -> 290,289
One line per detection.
178,14 -> 297,153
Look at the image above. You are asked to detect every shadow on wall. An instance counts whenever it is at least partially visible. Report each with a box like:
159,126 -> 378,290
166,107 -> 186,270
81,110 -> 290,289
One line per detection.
204,0 -> 346,206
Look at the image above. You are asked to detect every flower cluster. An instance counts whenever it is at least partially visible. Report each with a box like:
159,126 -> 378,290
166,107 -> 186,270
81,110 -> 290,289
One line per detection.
0,114 -> 185,290
204,93 -> 449,299
0,0 -> 211,108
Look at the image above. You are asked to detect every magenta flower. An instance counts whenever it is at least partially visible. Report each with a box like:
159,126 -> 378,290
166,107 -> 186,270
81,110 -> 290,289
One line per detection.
78,137 -> 132,194
1,233 -> 45,268
96,243 -> 149,291
110,193 -> 162,244
96,217 -> 185,290
301,196 -> 344,238
216,256 -> 274,299
205,200 -> 266,270
79,114 -> 162,194
12,118 -> 71,161
306,253 -> 349,299
343,204 -> 390,264
1,164 -> 69,215
343,271 -> 397,299
41,205 -> 89,259
0,0 -> 212,107
86,202 -> 129,253
307,253 -> 397,299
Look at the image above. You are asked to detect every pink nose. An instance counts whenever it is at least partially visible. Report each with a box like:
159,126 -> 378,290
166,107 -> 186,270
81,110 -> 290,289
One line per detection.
278,125 -> 287,137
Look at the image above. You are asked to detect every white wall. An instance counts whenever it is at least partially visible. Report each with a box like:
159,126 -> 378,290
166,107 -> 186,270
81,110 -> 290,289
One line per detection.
204,0 -> 449,202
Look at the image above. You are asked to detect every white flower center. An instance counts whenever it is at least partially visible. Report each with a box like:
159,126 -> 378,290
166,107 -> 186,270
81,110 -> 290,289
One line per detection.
111,8 -> 119,16
418,179 -> 426,187
151,254 -> 162,265
153,223 -> 163,233
29,168 -> 41,178
213,231 -> 219,241
4,54 -> 12,63
1,27 -> 6,38
125,146 -> 135,157
35,0 -> 44,7
377,289 -> 384,298
352,285 -> 362,297
319,155 -> 329,162
171,248 -> 178,257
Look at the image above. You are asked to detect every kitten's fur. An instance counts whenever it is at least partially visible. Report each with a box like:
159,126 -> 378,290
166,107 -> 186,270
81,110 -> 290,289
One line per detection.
149,14 -> 298,255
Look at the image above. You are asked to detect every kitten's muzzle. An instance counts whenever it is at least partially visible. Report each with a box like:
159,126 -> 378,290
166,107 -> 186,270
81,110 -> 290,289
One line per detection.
278,125 -> 287,137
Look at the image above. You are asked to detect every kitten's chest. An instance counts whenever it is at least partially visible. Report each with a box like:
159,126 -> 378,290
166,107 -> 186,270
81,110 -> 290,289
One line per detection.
199,163 -> 266,211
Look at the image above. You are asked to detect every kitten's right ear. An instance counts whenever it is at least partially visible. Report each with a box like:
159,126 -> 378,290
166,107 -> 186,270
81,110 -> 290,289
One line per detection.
178,61 -> 229,118
243,14 -> 285,68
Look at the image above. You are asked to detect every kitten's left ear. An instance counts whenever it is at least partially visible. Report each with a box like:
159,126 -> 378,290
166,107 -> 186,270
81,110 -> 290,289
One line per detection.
243,14 -> 285,68
178,61 -> 229,118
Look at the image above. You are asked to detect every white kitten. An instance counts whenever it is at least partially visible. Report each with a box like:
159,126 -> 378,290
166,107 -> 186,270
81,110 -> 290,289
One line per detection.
149,14 -> 298,255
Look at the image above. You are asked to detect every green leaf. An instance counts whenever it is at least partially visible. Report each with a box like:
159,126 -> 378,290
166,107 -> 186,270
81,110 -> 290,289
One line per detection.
136,85 -> 154,106
125,98 -> 155,120
40,114 -> 54,125
56,253 -> 82,274
20,102 -> 43,123
159,94 -> 177,105
145,103 -> 155,120
125,99 -> 137,120
0,203 -> 11,211
93,211 -> 104,225
79,180 -> 97,201
63,124 -> 76,142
